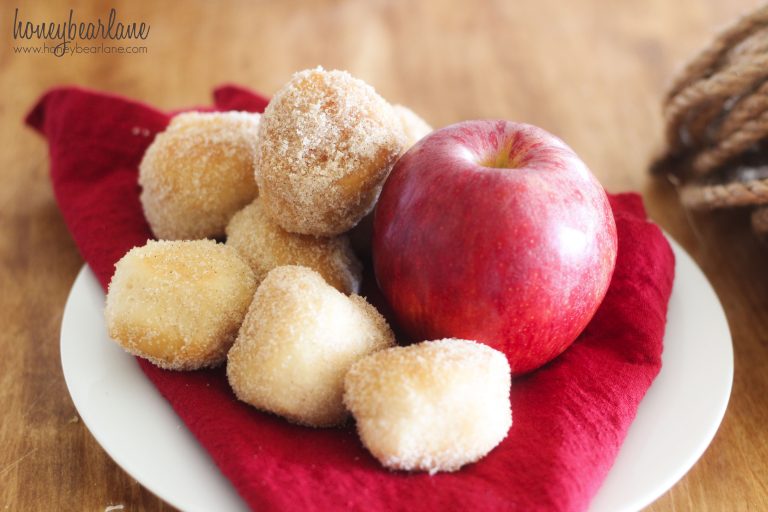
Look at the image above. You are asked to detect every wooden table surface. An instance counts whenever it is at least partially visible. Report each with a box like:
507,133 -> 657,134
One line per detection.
2,0 -> 766,510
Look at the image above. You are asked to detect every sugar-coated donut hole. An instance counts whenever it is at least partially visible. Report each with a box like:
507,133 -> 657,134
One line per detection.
393,104 -> 433,149
105,239 -> 257,370
139,111 -> 260,240
255,67 -> 407,236
225,198 -> 362,294
227,265 -> 395,427
343,338 -> 512,474
348,105 -> 431,257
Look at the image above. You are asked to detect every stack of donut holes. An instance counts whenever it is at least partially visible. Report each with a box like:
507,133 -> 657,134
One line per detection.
105,67 -> 512,474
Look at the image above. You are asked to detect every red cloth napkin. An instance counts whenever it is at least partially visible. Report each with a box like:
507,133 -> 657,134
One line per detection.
27,86 -> 675,512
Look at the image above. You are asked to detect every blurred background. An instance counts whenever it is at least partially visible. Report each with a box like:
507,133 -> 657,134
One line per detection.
1,0 -> 765,510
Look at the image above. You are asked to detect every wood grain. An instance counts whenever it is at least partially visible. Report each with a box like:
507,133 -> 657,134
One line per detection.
1,0 -> 765,510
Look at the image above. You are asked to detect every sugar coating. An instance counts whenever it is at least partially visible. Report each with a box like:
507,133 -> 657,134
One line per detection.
227,265 -> 395,427
139,111 -> 261,240
344,338 -> 512,474
348,105 -> 431,256
225,198 -> 362,294
105,240 -> 257,370
255,67 -> 407,236
393,104 -> 433,148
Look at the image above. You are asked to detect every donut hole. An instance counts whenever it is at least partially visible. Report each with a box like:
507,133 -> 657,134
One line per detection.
105,240 -> 257,370
344,338 -> 512,474
227,265 -> 395,427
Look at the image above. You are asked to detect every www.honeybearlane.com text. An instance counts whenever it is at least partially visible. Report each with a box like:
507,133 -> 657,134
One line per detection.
13,42 -> 148,56
12,8 -> 150,57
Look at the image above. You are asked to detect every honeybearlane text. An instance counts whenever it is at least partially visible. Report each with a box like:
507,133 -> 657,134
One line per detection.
12,8 -> 150,47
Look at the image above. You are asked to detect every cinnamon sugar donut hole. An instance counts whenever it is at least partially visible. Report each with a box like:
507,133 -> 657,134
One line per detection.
227,266 -> 395,427
393,105 -> 432,148
225,198 -> 362,294
139,111 -> 260,240
348,106 -> 431,257
255,67 -> 406,236
105,240 -> 257,370
344,339 -> 512,474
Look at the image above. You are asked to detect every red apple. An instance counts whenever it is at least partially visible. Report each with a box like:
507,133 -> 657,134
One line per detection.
373,120 -> 617,375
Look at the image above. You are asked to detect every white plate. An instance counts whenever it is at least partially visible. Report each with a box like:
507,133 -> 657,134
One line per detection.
60,235 -> 732,512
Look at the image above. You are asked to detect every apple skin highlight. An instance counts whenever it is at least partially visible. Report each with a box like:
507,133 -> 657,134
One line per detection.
373,120 -> 618,375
